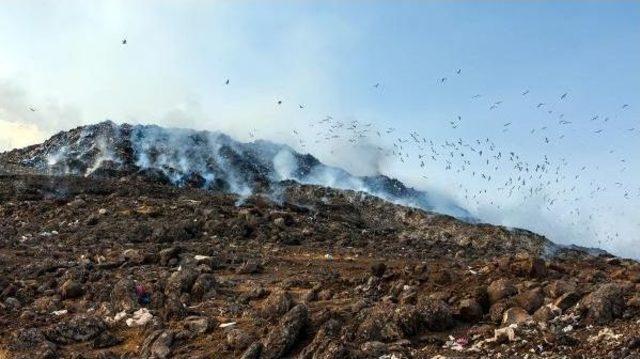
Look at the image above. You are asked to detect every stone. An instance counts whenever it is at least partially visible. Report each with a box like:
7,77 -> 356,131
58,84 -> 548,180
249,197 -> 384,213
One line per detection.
226,329 -> 254,350
554,291 -> 582,311
92,331 -> 123,349
528,257 -> 547,277
489,300 -> 513,323
458,298 -> 484,323
533,304 -> 561,323
261,304 -> 309,359
44,315 -> 106,345
487,278 -> 517,304
240,342 -> 263,359
515,287 -> 544,313
502,307 -> 532,325
60,280 -> 84,300
419,298 -> 454,331
579,283 -> 625,324
145,330 -> 174,359
261,289 -> 294,320
184,316 -> 211,335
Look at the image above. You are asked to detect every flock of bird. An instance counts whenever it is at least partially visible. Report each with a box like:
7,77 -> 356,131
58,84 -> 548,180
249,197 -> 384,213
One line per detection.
241,63 -> 637,249
24,38 -> 637,250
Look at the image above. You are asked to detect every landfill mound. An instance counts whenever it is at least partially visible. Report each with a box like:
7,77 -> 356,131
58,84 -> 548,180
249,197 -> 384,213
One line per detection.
0,173 -> 639,358
0,121 -> 472,219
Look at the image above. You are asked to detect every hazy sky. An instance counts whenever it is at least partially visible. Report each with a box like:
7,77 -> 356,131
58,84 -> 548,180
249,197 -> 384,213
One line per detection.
1,1 -> 639,256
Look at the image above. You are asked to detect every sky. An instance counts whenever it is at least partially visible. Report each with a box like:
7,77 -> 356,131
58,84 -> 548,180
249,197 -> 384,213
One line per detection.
0,1 -> 639,256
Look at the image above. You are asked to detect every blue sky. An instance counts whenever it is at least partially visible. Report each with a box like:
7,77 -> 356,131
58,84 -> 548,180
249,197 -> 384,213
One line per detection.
0,1 -> 639,256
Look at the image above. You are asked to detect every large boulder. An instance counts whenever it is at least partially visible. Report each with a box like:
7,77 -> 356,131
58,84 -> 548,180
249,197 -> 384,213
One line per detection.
487,279 -> 517,304
579,283 -> 625,324
261,304 -> 309,359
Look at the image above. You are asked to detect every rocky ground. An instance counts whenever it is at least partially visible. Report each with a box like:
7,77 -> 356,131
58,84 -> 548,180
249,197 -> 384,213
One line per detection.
1,174 -> 640,358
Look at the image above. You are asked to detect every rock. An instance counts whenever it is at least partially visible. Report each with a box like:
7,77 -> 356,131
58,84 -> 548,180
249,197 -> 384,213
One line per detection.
356,303 -> 403,342
236,260 -> 263,274
528,257 -> 547,277
111,278 -> 139,311
297,319 -> 345,358
487,279 -> 517,304
191,273 -> 216,300
533,304 -> 561,323
360,341 -> 389,356
141,330 -> 174,359
261,304 -> 309,359
502,307 -> 531,325
226,329 -> 254,350
392,305 -> 423,337
579,283 -> 625,324
10,328 -> 56,353
261,289 -> 294,320
554,291 -> 582,311
92,331 -> 123,349
419,298 -> 454,331
458,298 -> 484,323
60,280 -> 84,299
515,287 -> 544,313
4,296 -> 21,310
545,280 -> 575,298
489,300 -> 513,323
165,267 -> 199,295
44,315 -> 106,345
240,342 -> 263,359
371,262 -> 387,277
123,249 -> 146,264
184,316 -> 212,335
158,247 -> 180,266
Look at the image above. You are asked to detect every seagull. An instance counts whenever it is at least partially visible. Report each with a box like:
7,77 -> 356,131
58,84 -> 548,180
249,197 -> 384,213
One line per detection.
471,94 -> 482,99
503,122 -> 512,127
122,39 -> 127,45
456,68 -> 462,74
373,83 -> 380,88
298,104 -> 304,109
440,77 -> 447,83
225,79 -> 230,85
29,107 -> 36,112
536,103 -> 545,108
522,90 -> 530,96
560,92 -> 568,100
622,104 -> 629,109
277,100 -> 282,105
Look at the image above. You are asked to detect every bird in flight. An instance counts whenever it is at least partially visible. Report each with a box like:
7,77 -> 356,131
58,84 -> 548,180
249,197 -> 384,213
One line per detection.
373,83 -> 380,88
560,92 -> 568,100
298,104 -> 304,109
522,90 -> 530,96
277,100 -> 282,105
440,77 -> 447,83
622,104 -> 629,109
471,94 -> 482,99
456,69 -> 462,74
29,107 -> 36,112
122,39 -> 127,45
225,79 -> 230,85
536,103 -> 545,108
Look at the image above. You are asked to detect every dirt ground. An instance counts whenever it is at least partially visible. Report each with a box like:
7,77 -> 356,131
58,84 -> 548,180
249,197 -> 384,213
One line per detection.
1,174 -> 639,358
